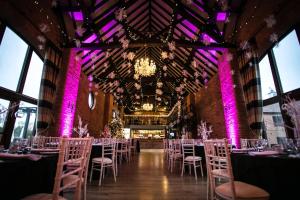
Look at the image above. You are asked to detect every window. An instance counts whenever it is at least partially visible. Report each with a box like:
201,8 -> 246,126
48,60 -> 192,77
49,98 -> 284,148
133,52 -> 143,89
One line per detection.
272,115 -> 283,127
258,28 -> 300,142
259,55 -> 277,100
11,101 -> 37,141
0,25 -> 44,143
263,103 -> 286,144
88,92 -> 96,110
0,27 -> 28,91
273,30 -> 300,92
23,52 -> 43,98
0,99 -> 10,132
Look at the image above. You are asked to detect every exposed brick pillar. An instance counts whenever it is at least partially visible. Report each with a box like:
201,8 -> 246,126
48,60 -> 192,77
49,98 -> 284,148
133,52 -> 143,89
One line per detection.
58,50 -> 81,137
218,50 -> 251,148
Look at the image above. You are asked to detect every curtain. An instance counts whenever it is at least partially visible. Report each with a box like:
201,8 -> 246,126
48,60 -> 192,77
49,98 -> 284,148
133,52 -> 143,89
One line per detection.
36,43 -> 62,136
238,50 -> 263,136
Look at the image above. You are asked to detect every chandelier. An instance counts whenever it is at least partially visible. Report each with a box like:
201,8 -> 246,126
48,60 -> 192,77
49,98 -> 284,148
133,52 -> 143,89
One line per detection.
142,103 -> 153,111
134,57 -> 156,77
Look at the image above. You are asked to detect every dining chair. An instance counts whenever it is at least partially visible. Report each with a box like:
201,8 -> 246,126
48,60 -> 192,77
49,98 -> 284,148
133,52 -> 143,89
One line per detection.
169,139 -> 182,173
22,137 -> 91,200
116,138 -> 130,163
89,138 -> 116,186
204,139 -> 269,200
181,139 -> 203,180
64,137 -> 93,200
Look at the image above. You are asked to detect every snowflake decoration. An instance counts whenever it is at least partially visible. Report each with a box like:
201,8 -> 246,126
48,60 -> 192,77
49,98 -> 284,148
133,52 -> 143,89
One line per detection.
108,72 -> 115,79
168,41 -> 176,51
114,80 -> 120,87
38,44 -> 44,50
120,38 -> 129,49
172,62 -> 176,67
122,52 -> 127,60
115,8 -> 127,21
182,70 -> 188,77
182,0 -> 193,5
37,35 -> 46,43
156,89 -> 163,95
202,35 -> 211,46
88,75 -> 93,82
191,60 -> 197,68
39,23 -> 50,33
51,0 -> 57,7
168,53 -> 175,60
264,15 -> 276,28
117,87 -> 124,93
239,40 -> 250,50
157,81 -> 163,88
134,73 -> 140,80
245,51 -> 252,59
105,51 -> 110,58
127,52 -> 135,61
194,71 -> 199,77
269,33 -> 278,43
76,25 -> 86,37
75,55 -> 81,61
195,79 -> 200,85
163,65 -> 168,71
134,83 -> 141,90
202,71 -> 208,78
121,63 -> 127,68
135,95 -> 140,100
161,51 -> 168,59
225,53 -> 233,62
75,39 -> 81,48
164,73 -> 167,77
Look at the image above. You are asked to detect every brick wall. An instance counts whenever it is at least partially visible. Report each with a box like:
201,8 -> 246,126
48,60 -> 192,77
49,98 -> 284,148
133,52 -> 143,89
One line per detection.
73,73 -> 114,138
194,74 -> 227,139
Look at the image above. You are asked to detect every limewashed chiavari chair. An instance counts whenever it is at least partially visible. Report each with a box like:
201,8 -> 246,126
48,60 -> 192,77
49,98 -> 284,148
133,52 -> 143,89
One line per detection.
181,139 -> 203,180
22,137 -> 91,200
169,139 -> 182,173
89,138 -> 116,186
204,139 -> 269,200
64,137 -> 93,200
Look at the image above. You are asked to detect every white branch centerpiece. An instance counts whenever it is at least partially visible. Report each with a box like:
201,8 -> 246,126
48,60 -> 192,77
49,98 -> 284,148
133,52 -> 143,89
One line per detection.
197,120 -> 213,140
282,96 -> 300,138
73,115 -> 89,138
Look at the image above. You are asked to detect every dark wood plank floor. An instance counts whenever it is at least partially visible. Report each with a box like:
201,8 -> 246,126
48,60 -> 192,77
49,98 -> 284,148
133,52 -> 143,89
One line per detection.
84,149 -> 207,200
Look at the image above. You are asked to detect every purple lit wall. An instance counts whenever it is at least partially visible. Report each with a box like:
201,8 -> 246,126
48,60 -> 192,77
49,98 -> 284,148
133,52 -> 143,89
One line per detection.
218,50 -> 240,148
59,49 -> 81,137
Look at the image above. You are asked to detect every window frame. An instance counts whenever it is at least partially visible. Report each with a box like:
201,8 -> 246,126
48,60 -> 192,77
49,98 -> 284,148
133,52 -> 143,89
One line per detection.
0,23 -> 44,146
259,25 -> 300,138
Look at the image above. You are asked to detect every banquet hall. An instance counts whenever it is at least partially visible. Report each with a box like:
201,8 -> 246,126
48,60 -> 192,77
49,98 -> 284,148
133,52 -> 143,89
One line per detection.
0,0 -> 300,200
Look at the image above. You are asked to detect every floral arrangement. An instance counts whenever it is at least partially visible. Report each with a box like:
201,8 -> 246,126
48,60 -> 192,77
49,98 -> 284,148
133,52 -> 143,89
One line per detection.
102,124 -> 111,138
282,96 -> 300,138
73,115 -> 89,138
197,120 -> 213,140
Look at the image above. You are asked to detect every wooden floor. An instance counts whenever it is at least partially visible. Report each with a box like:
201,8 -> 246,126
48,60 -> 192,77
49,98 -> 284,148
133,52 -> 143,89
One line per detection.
83,149 -> 207,200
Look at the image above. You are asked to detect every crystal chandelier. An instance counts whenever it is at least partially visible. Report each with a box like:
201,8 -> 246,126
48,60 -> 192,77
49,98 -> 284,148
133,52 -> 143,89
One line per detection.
142,103 -> 153,111
134,57 -> 156,77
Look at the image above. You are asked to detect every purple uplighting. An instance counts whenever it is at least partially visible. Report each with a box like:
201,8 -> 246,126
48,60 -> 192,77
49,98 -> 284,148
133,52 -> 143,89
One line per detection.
69,11 -> 83,21
216,12 -> 227,22
219,50 -> 240,148
59,49 -> 81,137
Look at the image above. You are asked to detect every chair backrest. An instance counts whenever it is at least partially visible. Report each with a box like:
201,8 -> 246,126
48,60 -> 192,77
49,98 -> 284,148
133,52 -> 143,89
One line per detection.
173,139 -> 181,154
204,139 -> 236,199
240,138 -> 261,149
102,139 -> 116,160
52,137 -> 92,200
31,136 -> 60,149
181,139 -> 195,157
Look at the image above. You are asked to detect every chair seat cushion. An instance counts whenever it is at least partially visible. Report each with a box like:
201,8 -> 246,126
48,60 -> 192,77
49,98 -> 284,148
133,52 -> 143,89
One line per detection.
211,169 -> 229,178
22,193 -> 67,200
92,157 -> 112,164
185,156 -> 201,161
215,181 -> 269,200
